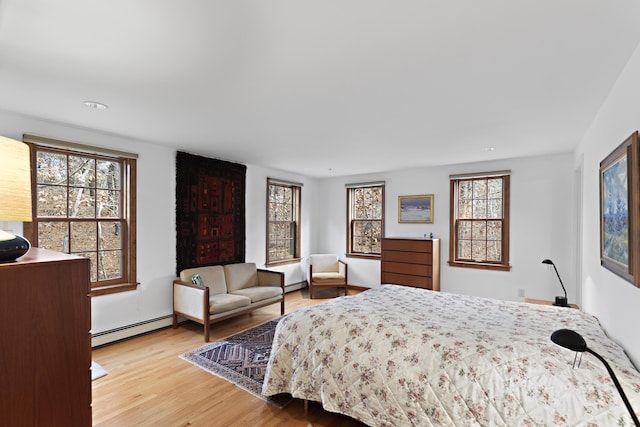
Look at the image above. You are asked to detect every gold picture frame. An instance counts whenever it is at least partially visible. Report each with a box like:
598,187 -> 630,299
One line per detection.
398,194 -> 433,223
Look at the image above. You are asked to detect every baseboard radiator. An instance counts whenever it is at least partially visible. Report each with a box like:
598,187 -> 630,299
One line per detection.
285,280 -> 307,292
91,281 -> 308,348
91,315 -> 174,348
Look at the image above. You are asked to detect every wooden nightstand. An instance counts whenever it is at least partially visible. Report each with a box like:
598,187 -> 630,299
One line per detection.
525,298 -> 580,309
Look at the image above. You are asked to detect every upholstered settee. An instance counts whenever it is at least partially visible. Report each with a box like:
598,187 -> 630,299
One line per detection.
172,263 -> 284,341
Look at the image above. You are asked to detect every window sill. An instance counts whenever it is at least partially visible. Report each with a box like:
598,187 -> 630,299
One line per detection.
91,282 -> 139,296
265,258 -> 301,267
448,261 -> 511,271
346,253 -> 381,260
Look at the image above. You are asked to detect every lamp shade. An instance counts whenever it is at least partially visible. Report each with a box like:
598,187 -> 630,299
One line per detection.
0,136 -> 32,222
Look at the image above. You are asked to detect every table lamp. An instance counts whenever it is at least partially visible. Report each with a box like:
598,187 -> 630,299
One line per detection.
551,329 -> 639,426
0,136 -> 32,262
542,258 -> 568,306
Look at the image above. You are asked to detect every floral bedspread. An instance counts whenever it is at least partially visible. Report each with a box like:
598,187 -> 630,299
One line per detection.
262,285 -> 640,426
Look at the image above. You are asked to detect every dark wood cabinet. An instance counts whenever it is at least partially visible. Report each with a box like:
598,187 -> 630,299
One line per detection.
0,247 -> 91,426
381,238 -> 440,291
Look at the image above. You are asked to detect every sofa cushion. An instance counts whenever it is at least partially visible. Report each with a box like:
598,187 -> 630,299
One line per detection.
209,293 -> 251,314
230,286 -> 283,303
311,272 -> 345,283
180,266 -> 227,295
223,263 -> 260,292
310,254 -> 340,273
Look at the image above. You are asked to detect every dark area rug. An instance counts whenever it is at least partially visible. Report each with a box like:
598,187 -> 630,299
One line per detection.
180,319 -> 292,407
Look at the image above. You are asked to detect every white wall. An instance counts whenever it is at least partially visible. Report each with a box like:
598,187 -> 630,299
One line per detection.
245,165 -> 320,285
575,40 -> 640,367
0,110 -> 318,338
318,152 -> 576,304
8,88 -> 637,367
0,110 -> 178,334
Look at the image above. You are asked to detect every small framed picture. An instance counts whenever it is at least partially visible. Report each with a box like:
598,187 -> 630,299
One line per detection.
398,194 -> 433,223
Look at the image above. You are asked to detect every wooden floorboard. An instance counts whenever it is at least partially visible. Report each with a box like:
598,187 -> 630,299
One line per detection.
91,288 -> 367,427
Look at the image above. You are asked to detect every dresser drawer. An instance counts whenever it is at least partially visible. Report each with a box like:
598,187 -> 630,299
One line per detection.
382,261 -> 432,276
381,272 -> 433,289
382,250 -> 432,264
382,238 -> 432,253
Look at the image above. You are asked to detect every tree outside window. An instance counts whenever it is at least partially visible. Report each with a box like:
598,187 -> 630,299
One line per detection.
347,183 -> 384,257
449,173 -> 510,271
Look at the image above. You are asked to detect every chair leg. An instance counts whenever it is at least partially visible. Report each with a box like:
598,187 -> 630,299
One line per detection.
204,321 -> 210,342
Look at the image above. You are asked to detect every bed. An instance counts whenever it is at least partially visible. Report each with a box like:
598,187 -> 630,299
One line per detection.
262,284 -> 640,426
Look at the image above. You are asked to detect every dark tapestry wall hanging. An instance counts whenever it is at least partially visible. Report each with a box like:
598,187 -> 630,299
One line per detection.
175,151 -> 246,275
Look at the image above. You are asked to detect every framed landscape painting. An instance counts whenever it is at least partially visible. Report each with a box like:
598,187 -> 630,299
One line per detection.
398,194 -> 433,223
600,131 -> 640,287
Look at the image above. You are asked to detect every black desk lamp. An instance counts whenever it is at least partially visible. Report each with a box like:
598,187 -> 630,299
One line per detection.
542,259 -> 568,307
551,329 -> 639,426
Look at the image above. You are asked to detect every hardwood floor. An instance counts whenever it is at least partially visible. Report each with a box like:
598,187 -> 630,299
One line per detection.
91,288 -> 367,427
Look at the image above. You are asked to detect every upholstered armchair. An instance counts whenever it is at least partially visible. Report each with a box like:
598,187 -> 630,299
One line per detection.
308,254 -> 348,299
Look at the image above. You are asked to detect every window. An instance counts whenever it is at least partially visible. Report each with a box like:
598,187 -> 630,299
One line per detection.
266,178 -> 301,265
449,171 -> 510,271
24,135 -> 138,295
346,182 -> 384,257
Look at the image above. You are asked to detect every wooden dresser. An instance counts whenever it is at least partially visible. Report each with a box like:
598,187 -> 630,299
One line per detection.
0,248 -> 92,426
381,238 -> 440,291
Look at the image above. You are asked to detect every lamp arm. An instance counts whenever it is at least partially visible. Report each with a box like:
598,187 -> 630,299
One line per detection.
552,264 -> 567,299
586,348 -> 640,426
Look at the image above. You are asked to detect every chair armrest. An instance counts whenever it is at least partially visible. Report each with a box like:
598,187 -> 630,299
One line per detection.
338,260 -> 348,282
257,269 -> 285,291
257,269 -> 285,315
173,279 -> 209,322
338,260 -> 347,274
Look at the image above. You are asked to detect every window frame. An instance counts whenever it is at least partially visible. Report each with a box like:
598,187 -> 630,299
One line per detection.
448,172 -> 511,271
265,178 -> 301,266
24,138 -> 138,296
346,182 -> 385,259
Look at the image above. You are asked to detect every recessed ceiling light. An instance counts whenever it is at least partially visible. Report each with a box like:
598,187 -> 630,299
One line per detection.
481,147 -> 496,152
83,101 -> 109,110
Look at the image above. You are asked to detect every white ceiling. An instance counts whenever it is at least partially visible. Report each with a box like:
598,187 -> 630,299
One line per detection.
1,1 -> 640,178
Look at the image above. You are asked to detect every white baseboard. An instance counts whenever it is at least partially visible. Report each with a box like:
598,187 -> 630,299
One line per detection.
285,280 -> 307,292
91,315 -> 173,348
